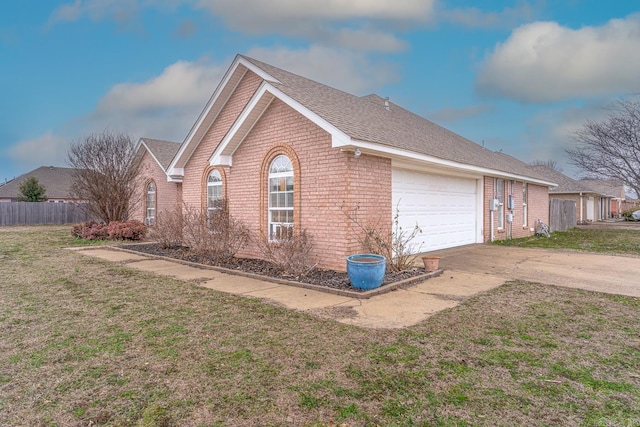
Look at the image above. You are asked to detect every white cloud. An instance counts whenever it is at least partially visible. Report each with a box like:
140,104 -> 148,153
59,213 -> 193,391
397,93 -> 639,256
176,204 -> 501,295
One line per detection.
246,45 -> 399,94
7,45 -> 398,172
97,60 -> 225,114
196,0 -> 433,53
47,0 -> 432,52
47,0 -> 184,27
440,1 -> 540,30
5,131 -> 70,170
196,0 -> 434,27
477,14 -> 640,102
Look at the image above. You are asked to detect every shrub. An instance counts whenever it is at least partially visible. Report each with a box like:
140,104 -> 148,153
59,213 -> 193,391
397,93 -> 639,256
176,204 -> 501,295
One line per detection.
107,220 -> 146,241
73,221 -> 109,240
342,202 -> 422,272
147,208 -> 184,249
256,229 -> 316,277
181,202 -> 251,262
71,220 -> 146,241
622,208 -> 639,221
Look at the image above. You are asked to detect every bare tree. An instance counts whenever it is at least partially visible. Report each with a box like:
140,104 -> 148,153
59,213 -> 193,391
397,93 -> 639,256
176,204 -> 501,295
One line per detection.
67,131 -> 142,223
530,159 -> 563,172
567,98 -> 640,197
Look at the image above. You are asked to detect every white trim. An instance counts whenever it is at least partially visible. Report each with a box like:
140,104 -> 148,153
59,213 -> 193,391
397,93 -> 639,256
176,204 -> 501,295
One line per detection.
167,167 -> 184,183
168,55 -> 279,175
356,142 -> 556,187
211,155 -> 232,167
208,82 -> 352,165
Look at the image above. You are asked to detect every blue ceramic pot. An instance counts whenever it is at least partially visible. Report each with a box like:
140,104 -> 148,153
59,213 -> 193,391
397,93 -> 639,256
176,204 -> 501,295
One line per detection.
346,254 -> 386,290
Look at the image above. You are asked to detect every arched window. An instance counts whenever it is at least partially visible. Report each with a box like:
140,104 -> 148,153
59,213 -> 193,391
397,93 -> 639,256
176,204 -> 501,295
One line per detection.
207,169 -> 223,212
268,155 -> 294,240
145,181 -> 156,225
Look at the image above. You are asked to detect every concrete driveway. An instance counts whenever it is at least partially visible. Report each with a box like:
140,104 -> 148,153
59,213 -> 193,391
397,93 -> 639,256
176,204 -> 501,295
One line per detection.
429,245 -> 640,298
73,226 -> 640,329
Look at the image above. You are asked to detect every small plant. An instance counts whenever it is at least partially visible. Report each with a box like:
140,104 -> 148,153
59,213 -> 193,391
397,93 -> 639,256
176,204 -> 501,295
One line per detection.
256,229 -> 316,277
181,202 -> 250,262
147,208 -> 183,249
342,202 -> 422,272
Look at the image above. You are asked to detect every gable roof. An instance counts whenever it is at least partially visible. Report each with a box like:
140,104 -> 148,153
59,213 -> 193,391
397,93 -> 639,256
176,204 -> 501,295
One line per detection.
170,54 -> 556,186
527,165 -> 603,195
578,178 -> 625,199
0,166 -> 77,200
138,138 -> 181,170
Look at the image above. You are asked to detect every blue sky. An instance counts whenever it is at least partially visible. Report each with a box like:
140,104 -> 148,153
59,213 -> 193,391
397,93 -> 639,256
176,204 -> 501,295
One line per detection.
2,0 -> 639,183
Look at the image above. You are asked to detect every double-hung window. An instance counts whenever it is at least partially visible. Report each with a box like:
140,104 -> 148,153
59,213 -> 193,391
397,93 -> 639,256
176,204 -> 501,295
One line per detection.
268,155 -> 294,240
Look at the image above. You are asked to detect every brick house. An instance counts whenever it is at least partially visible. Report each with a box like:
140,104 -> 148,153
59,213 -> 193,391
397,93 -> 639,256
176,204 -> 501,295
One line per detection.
579,178 -> 625,219
133,55 -> 555,271
528,165 -> 611,223
0,166 -> 82,203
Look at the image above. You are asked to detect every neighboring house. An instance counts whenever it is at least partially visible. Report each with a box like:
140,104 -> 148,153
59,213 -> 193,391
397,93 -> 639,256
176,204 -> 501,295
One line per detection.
132,138 -> 182,225
579,179 -> 625,219
0,166 -> 81,203
134,54 -> 556,271
528,165 -> 609,223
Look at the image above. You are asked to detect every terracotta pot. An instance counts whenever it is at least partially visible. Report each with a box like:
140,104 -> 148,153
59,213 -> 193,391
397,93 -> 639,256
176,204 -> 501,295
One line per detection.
422,256 -> 441,272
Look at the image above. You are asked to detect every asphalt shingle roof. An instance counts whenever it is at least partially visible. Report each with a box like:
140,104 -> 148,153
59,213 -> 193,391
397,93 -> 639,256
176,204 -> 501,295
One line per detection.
141,138 -> 181,169
0,166 -> 77,200
241,55 -> 552,182
527,165 -> 599,194
579,179 -> 625,198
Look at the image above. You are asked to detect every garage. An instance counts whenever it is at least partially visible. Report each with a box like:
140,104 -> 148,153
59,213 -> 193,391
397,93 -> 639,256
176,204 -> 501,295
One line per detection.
392,168 -> 480,252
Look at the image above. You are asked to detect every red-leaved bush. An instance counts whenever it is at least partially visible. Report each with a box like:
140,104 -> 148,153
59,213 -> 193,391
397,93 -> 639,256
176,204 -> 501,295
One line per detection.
107,220 -> 146,240
71,220 -> 146,241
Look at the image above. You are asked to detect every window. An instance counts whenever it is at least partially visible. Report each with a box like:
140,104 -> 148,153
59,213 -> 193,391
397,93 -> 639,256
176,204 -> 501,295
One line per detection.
145,181 -> 156,225
522,183 -> 528,226
207,169 -> 223,213
497,178 -> 504,229
268,155 -> 294,240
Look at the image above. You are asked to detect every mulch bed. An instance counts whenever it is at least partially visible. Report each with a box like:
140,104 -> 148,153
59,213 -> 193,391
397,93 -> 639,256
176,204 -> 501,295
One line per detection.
123,243 -> 430,293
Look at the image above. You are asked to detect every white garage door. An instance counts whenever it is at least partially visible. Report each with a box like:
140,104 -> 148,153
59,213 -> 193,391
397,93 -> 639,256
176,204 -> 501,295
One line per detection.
392,169 -> 479,252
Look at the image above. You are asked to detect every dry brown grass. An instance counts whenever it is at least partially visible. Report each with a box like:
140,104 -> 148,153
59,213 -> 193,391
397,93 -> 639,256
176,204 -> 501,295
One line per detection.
1,226 -> 639,426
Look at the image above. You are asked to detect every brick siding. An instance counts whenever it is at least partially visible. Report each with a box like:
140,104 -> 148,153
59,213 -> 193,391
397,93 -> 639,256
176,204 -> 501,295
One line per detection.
131,150 -> 180,222
483,176 -> 549,242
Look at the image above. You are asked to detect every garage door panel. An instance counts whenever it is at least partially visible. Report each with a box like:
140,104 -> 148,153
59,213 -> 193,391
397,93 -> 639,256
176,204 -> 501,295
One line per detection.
392,169 -> 478,252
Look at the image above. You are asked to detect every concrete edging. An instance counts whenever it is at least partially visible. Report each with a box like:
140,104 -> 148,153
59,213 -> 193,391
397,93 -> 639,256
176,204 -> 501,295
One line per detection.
106,245 -> 442,299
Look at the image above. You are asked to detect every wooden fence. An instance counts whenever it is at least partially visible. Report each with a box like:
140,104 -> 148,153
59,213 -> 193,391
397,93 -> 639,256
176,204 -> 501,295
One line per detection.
549,199 -> 576,232
0,202 -> 93,226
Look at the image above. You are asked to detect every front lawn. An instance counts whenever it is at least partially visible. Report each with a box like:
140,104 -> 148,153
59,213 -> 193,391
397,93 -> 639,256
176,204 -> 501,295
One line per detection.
1,226 -> 639,426
493,226 -> 640,255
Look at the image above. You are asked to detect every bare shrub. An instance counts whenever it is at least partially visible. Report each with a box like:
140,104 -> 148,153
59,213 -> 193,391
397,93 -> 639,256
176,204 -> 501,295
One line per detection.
148,208 -> 183,249
342,202 -> 422,272
181,202 -> 250,262
67,130 -> 143,223
256,229 -> 316,277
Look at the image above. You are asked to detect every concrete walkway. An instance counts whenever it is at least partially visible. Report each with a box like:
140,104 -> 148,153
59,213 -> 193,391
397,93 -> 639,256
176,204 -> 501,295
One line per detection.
71,247 -> 503,329
71,243 -> 640,329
